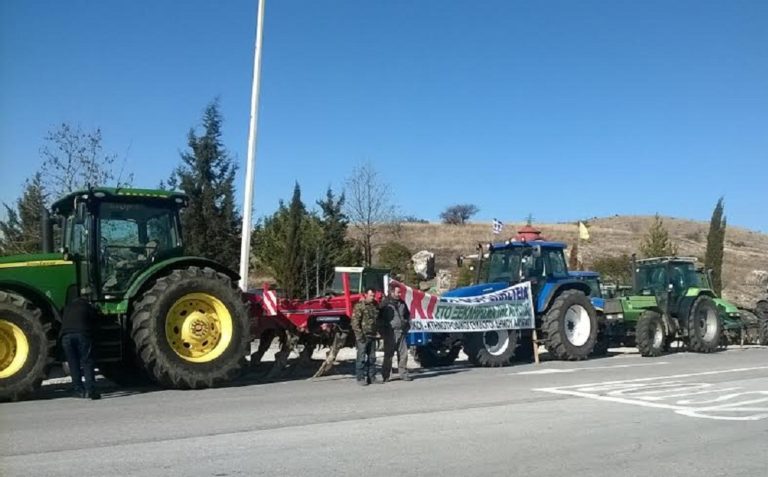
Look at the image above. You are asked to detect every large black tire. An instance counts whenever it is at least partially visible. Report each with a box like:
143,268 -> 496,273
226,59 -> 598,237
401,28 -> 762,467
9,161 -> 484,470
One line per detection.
687,295 -> 722,353
542,290 -> 598,360
759,316 -> 768,346
513,330 -> 535,362
0,291 -> 55,401
756,301 -> 768,346
636,310 -> 666,357
592,328 -> 610,357
412,343 -> 461,368
130,266 -> 251,389
463,330 -> 518,367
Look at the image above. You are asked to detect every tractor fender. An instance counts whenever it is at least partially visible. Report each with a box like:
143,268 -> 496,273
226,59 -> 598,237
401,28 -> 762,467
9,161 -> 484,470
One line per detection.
0,280 -> 62,324
124,256 -> 240,302
537,280 -> 592,313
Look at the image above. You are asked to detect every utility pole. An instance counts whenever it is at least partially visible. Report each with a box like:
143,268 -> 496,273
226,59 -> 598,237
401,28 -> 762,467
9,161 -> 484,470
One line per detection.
239,0 -> 266,291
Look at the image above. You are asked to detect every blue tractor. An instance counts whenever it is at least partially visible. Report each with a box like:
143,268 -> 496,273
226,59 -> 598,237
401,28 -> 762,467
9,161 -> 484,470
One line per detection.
410,238 -> 599,367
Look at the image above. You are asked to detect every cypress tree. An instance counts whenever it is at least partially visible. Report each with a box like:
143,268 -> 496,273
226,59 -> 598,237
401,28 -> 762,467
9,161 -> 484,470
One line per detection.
704,197 -> 726,294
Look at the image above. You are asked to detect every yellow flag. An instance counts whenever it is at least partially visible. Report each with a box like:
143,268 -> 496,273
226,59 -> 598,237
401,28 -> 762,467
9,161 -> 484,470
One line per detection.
578,221 -> 590,240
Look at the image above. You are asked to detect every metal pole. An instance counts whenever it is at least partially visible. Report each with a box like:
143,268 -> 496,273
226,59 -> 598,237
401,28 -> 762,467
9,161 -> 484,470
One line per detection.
239,0 -> 266,291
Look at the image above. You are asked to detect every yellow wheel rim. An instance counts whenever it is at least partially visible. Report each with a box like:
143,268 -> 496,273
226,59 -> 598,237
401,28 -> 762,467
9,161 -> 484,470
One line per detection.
0,319 -> 29,379
165,293 -> 233,363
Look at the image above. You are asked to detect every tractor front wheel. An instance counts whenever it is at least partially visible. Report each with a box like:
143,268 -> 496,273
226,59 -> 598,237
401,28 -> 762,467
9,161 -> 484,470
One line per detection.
413,343 -> 461,368
130,266 -> 250,389
463,330 -> 518,367
0,292 -> 55,401
636,311 -> 666,357
542,290 -> 598,360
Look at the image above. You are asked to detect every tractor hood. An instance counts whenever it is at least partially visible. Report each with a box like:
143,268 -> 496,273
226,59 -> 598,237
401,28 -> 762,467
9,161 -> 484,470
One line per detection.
441,282 -> 509,298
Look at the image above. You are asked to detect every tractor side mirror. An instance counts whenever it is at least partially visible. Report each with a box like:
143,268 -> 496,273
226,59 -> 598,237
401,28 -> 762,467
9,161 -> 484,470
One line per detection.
532,245 -> 542,258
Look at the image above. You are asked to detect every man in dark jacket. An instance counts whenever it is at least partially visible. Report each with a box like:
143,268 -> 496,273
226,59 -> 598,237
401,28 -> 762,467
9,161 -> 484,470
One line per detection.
379,285 -> 412,381
60,296 -> 101,399
350,288 -> 380,386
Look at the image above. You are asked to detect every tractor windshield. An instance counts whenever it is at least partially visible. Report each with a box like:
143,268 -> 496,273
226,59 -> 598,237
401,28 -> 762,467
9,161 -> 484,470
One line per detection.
485,246 -> 567,284
99,201 -> 182,294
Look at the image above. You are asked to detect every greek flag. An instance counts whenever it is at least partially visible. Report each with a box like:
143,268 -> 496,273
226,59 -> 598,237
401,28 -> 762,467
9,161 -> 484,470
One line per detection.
492,218 -> 503,235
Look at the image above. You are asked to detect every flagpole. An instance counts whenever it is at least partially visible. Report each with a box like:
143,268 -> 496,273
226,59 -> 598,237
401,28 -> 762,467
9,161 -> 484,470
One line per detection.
238,0 -> 267,291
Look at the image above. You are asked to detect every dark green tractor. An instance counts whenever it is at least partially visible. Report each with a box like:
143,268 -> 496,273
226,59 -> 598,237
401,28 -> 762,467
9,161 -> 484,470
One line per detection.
0,188 -> 251,400
603,256 -> 722,357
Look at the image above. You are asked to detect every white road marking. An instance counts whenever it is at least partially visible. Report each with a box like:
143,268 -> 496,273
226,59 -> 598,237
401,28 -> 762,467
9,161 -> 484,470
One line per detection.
513,361 -> 669,375
535,366 -> 768,421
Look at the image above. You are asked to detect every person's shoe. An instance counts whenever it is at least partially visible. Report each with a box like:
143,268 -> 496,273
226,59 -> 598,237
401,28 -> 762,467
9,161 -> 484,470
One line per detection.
401,374 -> 413,382
85,390 -> 101,400
356,379 -> 369,387
72,388 -> 85,398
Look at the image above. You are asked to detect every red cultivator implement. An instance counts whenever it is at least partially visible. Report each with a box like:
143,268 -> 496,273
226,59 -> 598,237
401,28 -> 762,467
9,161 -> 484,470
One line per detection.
245,267 -> 390,378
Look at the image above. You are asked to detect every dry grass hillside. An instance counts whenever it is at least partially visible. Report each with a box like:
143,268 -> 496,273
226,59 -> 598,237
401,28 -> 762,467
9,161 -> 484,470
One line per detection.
387,216 -> 768,308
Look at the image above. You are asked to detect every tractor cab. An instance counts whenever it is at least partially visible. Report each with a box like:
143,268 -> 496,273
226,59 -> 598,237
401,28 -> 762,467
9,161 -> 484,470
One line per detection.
633,257 -> 704,316
50,188 -> 188,299
330,267 -> 390,295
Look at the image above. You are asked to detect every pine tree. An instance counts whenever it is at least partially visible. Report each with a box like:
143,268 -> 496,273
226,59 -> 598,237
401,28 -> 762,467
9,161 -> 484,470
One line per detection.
640,214 -> 679,258
704,197 -> 726,294
284,183 -> 307,298
0,173 -> 47,255
172,100 -> 241,270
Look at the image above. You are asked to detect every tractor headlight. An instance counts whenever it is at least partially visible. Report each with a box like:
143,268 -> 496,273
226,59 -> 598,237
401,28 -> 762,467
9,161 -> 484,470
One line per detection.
606,313 -> 624,321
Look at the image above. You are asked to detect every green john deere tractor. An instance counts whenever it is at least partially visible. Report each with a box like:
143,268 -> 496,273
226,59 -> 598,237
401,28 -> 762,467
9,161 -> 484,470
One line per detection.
0,188 -> 251,400
602,256 -> 723,357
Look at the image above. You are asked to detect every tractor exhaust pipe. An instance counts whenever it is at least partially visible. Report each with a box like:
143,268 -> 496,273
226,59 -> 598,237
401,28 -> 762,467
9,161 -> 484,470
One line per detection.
41,209 -> 53,253
631,253 -> 638,292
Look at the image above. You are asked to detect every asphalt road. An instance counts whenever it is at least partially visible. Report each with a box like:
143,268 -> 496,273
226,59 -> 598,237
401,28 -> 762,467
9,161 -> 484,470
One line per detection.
2,347 -> 768,477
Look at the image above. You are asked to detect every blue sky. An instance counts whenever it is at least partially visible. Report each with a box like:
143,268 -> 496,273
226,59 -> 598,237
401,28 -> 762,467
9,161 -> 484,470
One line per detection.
1,0 -> 766,231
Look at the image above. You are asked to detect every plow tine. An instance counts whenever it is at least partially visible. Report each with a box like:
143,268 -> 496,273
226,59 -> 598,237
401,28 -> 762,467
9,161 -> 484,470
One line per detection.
250,329 -> 276,368
267,330 -> 298,379
312,331 -> 347,379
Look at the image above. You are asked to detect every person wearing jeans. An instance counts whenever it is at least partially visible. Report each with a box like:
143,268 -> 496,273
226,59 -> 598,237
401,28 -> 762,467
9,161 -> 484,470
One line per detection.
60,297 -> 100,400
350,288 -> 380,386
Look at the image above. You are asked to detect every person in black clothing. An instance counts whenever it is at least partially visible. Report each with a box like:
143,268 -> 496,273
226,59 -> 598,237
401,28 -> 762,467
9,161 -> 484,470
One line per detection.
60,297 -> 101,400
379,285 -> 412,382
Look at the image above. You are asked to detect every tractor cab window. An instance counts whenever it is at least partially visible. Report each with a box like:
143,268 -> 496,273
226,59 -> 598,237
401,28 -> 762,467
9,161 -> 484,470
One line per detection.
636,265 -> 668,295
487,248 -> 523,283
544,249 -> 568,278
98,202 -> 181,294
65,216 -> 89,256
669,262 -> 700,292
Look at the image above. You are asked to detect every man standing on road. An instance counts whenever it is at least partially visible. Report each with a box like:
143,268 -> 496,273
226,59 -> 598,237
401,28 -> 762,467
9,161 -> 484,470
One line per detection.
351,288 -> 380,386
60,295 -> 101,400
380,285 -> 412,382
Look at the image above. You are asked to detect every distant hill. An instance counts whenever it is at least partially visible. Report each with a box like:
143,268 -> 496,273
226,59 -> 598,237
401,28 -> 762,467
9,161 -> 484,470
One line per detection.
390,216 -> 768,308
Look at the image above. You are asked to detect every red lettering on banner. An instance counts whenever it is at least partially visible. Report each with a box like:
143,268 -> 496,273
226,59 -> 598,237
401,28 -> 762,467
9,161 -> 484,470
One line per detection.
410,288 -> 427,319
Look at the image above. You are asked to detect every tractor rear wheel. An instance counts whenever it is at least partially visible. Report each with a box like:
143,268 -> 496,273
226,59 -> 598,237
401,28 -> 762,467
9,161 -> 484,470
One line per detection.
687,295 -> 721,353
463,330 -> 518,367
756,301 -> 768,346
542,290 -> 598,360
130,266 -> 250,389
636,311 -> 665,357
0,292 -> 55,401
413,343 -> 461,368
